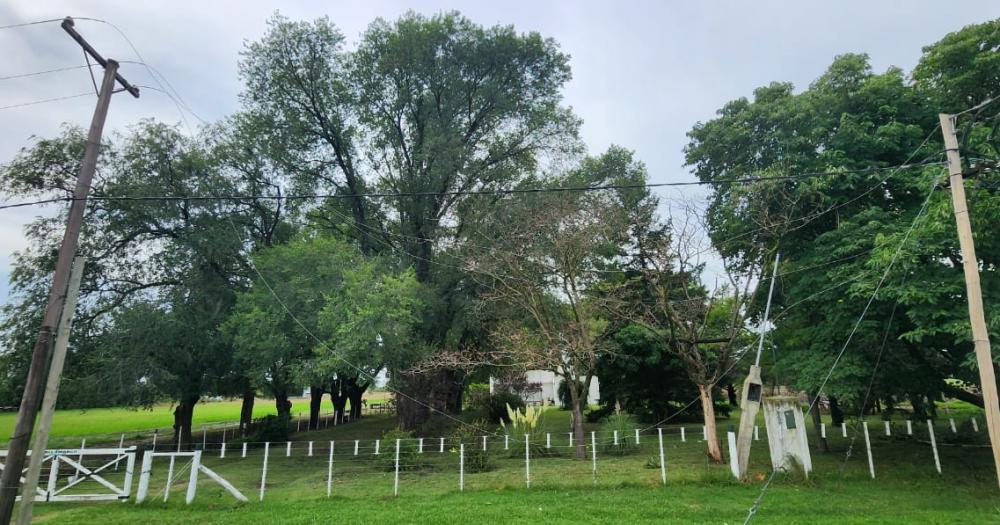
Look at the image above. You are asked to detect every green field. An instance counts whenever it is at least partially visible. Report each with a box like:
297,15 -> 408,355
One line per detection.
0,393 -> 392,448
12,404 -> 1000,524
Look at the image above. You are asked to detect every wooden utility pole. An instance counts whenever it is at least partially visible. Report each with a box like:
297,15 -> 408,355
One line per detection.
0,18 -> 138,523
939,113 -> 1000,489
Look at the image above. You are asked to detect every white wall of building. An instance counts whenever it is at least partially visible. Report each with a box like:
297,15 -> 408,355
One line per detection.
490,370 -> 600,406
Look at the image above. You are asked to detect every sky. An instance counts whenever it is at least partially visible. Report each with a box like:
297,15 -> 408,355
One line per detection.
0,0 -> 998,303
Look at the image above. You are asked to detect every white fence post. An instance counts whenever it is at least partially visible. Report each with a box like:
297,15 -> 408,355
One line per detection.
136,453 -> 153,504
439,437 -> 445,454
326,441 -> 334,497
308,441 -> 313,457
164,455 -> 176,501
202,429 -> 207,449
504,435 -> 509,450
820,423 -> 826,439
524,434 -> 531,488
220,442 -> 226,459
590,431 -> 597,483
459,443 -> 465,492
681,427 -> 686,442
613,430 -> 619,446
546,433 -> 551,449
186,450 -> 201,504
482,435 -> 487,452
286,441 -> 292,457
754,425 -> 759,441
842,423 -> 847,437
152,430 -> 158,452
702,425 -> 707,441
375,439 -> 381,455
635,428 -> 640,445
568,432 -> 573,448
393,439 -> 401,497
862,422 -> 875,479
949,418 -> 957,433
418,438 -> 423,454
884,421 -> 891,437
657,428 -> 666,485
354,440 -> 359,455
727,431 -> 740,479
241,442 -> 247,458
115,434 -> 125,471
972,417 -> 980,433
906,420 -> 913,435
259,442 -> 270,501
927,420 -> 941,474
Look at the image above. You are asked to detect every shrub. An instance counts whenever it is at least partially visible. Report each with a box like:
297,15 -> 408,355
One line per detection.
377,428 -> 422,472
500,403 -> 551,456
487,392 -> 525,424
251,414 -> 289,443
452,419 -> 495,473
465,383 -> 491,411
602,407 -> 639,455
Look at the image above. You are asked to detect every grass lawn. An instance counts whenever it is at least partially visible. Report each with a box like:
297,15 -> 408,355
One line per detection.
0,392 -> 393,448
16,404 -> 1000,524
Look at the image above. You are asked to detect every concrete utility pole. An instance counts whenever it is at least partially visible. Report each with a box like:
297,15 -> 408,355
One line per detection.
735,252 -> 780,478
16,257 -> 85,525
0,18 -> 139,523
939,113 -> 1000,489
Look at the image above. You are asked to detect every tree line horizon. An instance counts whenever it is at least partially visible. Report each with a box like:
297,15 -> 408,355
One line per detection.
1,12 -> 997,463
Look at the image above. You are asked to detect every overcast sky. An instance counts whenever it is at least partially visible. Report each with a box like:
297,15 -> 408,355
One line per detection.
0,0 -> 998,303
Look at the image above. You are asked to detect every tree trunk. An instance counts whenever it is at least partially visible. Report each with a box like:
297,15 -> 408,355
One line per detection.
173,396 -> 198,450
697,384 -> 723,463
829,396 -> 844,426
346,378 -> 369,421
239,388 -> 255,435
568,384 -> 586,459
395,370 -> 452,430
275,391 -> 292,420
309,385 -> 325,430
809,393 -> 829,453
329,382 -> 348,424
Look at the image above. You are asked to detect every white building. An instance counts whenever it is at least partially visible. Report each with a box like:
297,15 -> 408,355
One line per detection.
489,370 -> 600,406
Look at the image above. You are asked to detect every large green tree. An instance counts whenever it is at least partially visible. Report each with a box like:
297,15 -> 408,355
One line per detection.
237,11 -> 580,428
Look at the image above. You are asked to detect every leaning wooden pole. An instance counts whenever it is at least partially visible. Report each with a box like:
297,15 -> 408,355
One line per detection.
940,113 -> 1000,489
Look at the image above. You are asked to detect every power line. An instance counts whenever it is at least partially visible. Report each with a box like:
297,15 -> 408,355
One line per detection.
0,65 -> 90,81
0,18 -> 63,31
0,161 -> 948,212
0,92 -> 94,111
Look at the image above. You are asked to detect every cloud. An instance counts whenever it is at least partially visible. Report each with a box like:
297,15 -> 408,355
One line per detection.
1,0 -> 997,301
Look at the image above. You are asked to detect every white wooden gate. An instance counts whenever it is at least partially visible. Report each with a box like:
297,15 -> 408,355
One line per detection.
136,450 -> 247,504
0,447 -> 136,502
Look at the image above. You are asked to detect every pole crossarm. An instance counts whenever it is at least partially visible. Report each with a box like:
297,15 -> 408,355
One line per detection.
60,17 -> 140,98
